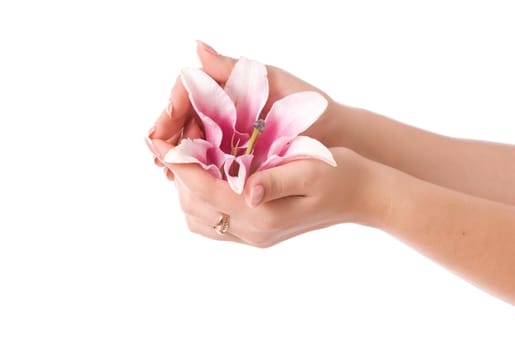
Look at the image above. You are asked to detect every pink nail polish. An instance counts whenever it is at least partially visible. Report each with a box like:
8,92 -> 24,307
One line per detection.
145,137 -> 160,158
197,40 -> 218,55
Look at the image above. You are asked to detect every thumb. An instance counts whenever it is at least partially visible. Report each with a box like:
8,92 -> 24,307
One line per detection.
244,161 -> 314,208
196,40 -> 237,82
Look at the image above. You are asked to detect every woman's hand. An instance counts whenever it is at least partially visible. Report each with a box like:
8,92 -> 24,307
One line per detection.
152,144 -> 389,248
146,41 -> 345,180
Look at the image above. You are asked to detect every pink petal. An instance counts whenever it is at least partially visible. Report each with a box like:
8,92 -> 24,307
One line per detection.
258,136 -> 336,171
181,68 -> 236,149
223,154 -> 253,195
224,57 -> 269,135
163,138 -> 223,179
253,91 -> 328,162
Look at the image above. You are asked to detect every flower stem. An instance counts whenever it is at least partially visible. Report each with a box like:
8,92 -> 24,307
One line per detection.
244,119 -> 265,155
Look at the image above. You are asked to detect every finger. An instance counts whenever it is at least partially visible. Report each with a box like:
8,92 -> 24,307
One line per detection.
244,160 -> 318,207
150,138 -> 175,160
149,117 -> 201,173
175,174 -> 250,241
196,41 -> 237,83
145,135 -> 161,159
236,193 -> 333,248
174,165 -> 317,242
186,212 -> 266,247
184,214 -> 243,244
176,176 -> 257,242
164,167 -> 174,181
173,161 -> 326,247
246,195 -> 316,236
170,161 -> 313,229
154,156 -> 164,167
175,176 -> 221,222
152,76 -> 191,141
146,135 -> 176,171
182,116 -> 202,139
170,163 -> 244,215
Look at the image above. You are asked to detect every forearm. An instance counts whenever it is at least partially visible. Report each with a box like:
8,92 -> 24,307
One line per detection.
335,104 -> 515,205
359,160 -> 515,305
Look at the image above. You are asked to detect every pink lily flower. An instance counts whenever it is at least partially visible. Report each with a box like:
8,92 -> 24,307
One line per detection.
163,57 -> 336,194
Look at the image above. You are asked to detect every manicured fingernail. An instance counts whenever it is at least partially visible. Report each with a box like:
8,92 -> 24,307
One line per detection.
197,40 -> 218,55
166,101 -> 173,119
164,167 -> 174,181
154,156 -> 164,167
145,137 -> 160,158
249,185 -> 264,207
148,126 -> 156,138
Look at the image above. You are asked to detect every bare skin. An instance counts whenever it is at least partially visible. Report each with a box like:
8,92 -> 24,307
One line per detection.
146,41 -> 515,305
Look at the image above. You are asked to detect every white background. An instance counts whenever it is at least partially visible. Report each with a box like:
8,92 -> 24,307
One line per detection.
1,0 -> 514,349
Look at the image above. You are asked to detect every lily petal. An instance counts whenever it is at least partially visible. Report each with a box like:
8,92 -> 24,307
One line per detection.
258,135 -> 337,171
223,154 -> 254,195
181,68 -> 236,149
254,91 -> 328,162
224,57 -> 269,135
163,138 -> 223,179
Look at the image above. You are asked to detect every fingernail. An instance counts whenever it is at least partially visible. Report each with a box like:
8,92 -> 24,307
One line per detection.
197,40 -> 218,55
154,156 -> 164,167
164,167 -> 174,181
249,185 -> 264,207
166,101 -> 173,119
148,126 -> 156,138
145,137 -> 160,158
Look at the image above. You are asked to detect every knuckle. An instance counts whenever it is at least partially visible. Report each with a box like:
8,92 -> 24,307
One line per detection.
192,186 -> 210,204
253,211 -> 281,233
268,178 -> 282,199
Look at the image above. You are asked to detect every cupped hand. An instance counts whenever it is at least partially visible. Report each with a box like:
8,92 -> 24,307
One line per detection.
152,144 -> 382,248
146,41 -> 345,180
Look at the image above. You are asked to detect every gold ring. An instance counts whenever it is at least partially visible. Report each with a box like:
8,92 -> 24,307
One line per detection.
213,214 -> 230,235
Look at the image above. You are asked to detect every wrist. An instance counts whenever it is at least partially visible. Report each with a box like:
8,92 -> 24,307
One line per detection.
325,101 -> 351,148
303,99 -> 351,149
348,153 -> 397,229
326,102 -> 371,153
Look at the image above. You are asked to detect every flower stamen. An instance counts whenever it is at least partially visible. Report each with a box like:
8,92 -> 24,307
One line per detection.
244,119 -> 265,155
230,133 -> 241,156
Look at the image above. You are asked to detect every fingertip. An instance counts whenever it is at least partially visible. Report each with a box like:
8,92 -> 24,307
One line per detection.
145,136 -> 160,158
245,184 -> 264,208
154,156 -> 164,167
169,75 -> 190,119
164,167 -> 175,181
151,139 -> 174,160
150,73 -> 190,141
196,40 -> 236,82
196,40 -> 219,56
